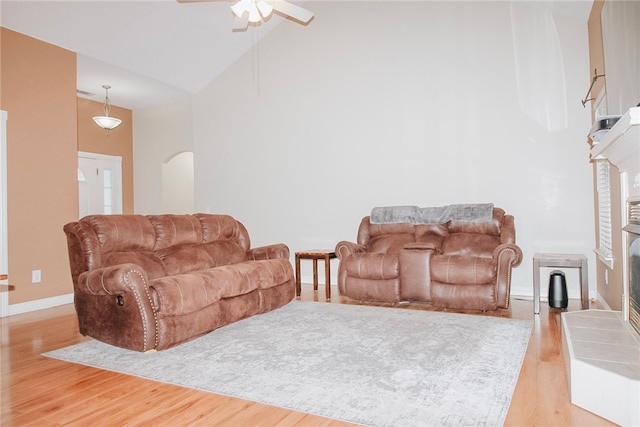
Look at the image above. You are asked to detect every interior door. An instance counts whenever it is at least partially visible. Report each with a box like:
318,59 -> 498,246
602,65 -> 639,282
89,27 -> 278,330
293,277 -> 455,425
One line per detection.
78,152 -> 123,217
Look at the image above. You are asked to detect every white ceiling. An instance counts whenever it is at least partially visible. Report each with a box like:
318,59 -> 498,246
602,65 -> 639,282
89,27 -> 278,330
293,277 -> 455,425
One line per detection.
0,0 -> 287,109
1,1 -> 593,110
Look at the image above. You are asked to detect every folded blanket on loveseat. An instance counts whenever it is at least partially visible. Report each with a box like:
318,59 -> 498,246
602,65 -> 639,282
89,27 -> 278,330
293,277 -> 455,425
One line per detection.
370,203 -> 494,224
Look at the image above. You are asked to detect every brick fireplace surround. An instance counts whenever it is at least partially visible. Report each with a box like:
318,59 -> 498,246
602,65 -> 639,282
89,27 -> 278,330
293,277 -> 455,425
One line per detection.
563,106 -> 640,425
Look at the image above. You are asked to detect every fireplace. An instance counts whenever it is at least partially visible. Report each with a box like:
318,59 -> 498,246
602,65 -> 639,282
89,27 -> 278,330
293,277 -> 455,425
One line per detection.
624,199 -> 640,335
578,107 -> 640,426
590,106 -> 640,324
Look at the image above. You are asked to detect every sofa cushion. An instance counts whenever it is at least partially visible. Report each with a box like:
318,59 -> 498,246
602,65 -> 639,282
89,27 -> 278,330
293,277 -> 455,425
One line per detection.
155,245 -> 215,276
447,208 -> 504,236
83,215 -> 155,254
368,234 -> 415,254
149,259 -> 291,316
196,214 -> 251,252
149,273 -> 227,316
148,215 -> 203,251
343,253 -> 399,279
415,224 -> 448,250
202,241 -> 249,266
442,234 -> 501,258
430,255 -> 495,285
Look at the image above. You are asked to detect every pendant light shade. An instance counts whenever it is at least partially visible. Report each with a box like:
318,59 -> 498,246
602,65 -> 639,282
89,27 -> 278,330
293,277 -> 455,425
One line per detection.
93,85 -> 122,132
93,116 -> 122,130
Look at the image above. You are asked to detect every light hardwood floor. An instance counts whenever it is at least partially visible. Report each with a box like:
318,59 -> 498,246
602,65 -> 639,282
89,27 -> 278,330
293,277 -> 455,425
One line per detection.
1,287 -> 616,426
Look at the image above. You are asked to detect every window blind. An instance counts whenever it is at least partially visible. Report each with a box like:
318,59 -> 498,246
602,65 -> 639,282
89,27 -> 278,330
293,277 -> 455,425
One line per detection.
596,159 -> 613,266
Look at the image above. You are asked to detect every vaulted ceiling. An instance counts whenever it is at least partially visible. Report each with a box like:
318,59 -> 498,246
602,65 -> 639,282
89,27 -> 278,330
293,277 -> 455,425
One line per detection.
2,1 -> 593,110
1,0 -> 288,109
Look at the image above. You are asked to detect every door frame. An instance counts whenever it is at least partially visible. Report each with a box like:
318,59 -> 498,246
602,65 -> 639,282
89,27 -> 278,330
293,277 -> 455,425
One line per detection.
1,111 -> 8,317
78,151 -> 123,216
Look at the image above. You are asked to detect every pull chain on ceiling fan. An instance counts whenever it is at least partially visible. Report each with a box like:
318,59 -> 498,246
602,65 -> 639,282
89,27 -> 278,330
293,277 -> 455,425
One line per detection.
177,0 -> 313,31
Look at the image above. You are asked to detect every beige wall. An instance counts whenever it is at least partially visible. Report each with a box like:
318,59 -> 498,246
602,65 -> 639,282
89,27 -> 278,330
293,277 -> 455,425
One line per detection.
133,100 -> 193,215
0,28 -> 133,306
77,97 -> 134,214
1,28 -> 78,304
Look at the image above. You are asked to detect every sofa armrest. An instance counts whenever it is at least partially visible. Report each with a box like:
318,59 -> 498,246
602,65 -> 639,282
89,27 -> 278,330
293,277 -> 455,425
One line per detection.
493,243 -> 523,308
335,241 -> 366,259
75,263 -> 158,352
78,263 -> 150,296
493,243 -> 523,267
248,243 -> 290,260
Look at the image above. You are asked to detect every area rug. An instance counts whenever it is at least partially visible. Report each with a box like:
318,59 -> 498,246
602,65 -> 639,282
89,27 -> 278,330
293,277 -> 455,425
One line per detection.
44,301 -> 531,426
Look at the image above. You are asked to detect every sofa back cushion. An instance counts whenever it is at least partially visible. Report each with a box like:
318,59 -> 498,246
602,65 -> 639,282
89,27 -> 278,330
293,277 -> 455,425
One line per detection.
358,217 -> 414,247
359,217 -> 451,254
80,215 -> 167,278
84,215 -> 155,253
447,208 -> 504,236
368,233 -> 415,254
148,215 -> 203,250
196,214 -> 250,266
69,213 -> 255,280
415,224 -> 449,248
196,214 -> 250,250
149,214 -> 251,276
442,208 -> 505,258
442,233 -> 501,258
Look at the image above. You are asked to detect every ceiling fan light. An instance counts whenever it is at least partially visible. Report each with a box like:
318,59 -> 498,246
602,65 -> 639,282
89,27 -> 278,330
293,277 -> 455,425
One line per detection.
247,3 -> 261,22
93,116 -> 122,130
256,1 -> 273,19
230,0 -> 249,18
231,0 -> 259,22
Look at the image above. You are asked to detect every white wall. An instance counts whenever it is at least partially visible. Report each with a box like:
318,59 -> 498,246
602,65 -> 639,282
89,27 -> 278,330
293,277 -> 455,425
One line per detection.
189,1 -> 594,297
162,151 -> 195,213
133,98 -> 194,214
130,1 -> 594,298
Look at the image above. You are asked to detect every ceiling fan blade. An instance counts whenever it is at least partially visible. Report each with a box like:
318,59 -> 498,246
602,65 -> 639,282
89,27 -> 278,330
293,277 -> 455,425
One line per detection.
233,10 -> 250,31
272,0 -> 313,24
176,0 -> 217,3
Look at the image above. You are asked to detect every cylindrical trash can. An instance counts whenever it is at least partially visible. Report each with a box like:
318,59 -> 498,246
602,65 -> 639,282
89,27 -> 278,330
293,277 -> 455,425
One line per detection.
548,270 -> 568,309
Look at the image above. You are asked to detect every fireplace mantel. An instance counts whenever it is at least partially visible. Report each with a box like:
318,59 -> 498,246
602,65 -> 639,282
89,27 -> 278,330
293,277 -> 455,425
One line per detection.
591,106 -> 640,172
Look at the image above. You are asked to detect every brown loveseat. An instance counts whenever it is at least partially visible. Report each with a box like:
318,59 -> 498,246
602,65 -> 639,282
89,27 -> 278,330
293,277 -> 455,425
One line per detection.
63,213 -> 294,351
335,205 -> 522,311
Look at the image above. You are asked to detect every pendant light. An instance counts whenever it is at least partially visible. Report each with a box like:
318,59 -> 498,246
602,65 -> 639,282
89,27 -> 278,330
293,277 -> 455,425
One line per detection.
93,85 -> 122,133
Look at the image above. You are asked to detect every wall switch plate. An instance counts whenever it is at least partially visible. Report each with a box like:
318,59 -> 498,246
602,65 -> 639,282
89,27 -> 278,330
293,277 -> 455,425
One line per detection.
31,270 -> 41,283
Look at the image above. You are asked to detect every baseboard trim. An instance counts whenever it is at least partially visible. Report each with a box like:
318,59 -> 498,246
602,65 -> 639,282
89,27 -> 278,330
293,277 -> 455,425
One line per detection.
8,293 -> 74,316
596,291 -> 613,310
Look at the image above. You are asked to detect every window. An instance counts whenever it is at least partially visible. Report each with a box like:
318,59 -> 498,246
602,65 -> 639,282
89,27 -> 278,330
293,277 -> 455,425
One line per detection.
103,169 -> 113,214
596,159 -> 613,268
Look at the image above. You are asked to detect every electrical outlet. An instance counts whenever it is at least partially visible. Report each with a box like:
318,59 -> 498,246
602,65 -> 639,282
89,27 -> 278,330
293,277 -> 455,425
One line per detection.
31,270 -> 41,283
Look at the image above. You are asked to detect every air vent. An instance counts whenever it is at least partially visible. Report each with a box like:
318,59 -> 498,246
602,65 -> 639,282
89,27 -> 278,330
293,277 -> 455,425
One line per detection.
630,200 -> 640,225
623,200 -> 640,235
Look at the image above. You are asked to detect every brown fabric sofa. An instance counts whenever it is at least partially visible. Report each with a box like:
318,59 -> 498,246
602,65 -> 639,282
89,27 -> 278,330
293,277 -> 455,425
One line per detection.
335,206 -> 522,311
63,213 -> 294,352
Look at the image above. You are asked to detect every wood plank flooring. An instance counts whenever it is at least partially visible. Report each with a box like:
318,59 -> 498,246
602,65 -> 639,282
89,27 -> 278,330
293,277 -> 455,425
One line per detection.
1,287 -> 616,426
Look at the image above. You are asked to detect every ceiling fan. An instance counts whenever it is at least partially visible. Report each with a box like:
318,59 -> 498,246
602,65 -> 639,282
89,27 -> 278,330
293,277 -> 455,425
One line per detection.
177,0 -> 314,31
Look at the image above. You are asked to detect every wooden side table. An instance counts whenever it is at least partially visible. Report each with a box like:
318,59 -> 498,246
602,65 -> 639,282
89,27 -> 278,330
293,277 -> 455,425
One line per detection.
295,249 -> 337,300
533,253 -> 589,314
